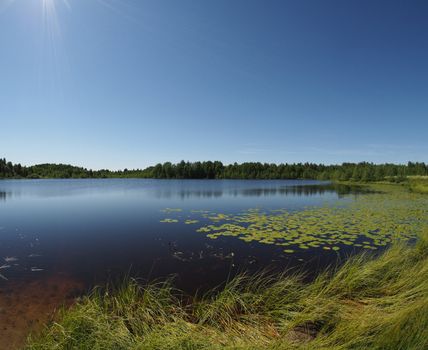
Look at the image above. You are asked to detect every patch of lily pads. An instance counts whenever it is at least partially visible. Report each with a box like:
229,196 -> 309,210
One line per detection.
160,218 -> 179,223
160,187 -> 428,254
161,208 -> 183,213
184,220 -> 199,225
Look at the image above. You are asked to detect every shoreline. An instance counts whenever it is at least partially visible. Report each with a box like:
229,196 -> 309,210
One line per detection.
25,232 -> 428,349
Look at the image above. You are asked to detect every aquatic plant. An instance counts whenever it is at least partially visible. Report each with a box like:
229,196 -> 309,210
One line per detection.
190,187 -> 428,253
159,218 -> 179,223
161,208 -> 183,213
184,219 -> 199,225
158,187 -> 427,254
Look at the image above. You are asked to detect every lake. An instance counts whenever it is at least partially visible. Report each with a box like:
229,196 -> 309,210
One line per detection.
0,179 -> 411,347
0,179 -> 366,293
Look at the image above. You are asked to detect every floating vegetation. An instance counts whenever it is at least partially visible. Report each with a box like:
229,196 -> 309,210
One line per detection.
156,188 -> 427,255
160,208 -> 184,223
187,187 -> 428,253
161,208 -> 183,213
184,220 -> 199,225
160,218 -> 179,223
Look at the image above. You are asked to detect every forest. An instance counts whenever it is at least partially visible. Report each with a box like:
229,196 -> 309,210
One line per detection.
1,158 -> 428,182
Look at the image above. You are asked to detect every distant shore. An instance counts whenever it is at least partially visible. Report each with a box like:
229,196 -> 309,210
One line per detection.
1,158 -> 427,181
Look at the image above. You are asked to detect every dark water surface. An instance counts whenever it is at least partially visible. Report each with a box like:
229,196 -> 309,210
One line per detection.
0,179 -> 366,294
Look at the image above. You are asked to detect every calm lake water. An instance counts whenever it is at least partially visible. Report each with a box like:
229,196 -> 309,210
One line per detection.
0,179 -> 365,294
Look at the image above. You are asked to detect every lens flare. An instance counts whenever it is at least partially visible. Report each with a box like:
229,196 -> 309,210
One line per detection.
1,0 -> 136,92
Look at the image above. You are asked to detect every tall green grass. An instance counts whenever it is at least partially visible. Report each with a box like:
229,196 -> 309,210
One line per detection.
26,231 -> 428,350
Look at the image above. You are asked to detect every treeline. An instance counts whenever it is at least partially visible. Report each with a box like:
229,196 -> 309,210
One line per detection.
0,159 -> 122,179
1,158 -> 428,182
141,161 -> 428,181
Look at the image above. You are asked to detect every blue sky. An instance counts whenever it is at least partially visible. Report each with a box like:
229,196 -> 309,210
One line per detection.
1,0 -> 427,169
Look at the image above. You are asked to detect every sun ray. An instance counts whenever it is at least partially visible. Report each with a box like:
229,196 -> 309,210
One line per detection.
1,0 -> 142,97
37,0 -> 73,99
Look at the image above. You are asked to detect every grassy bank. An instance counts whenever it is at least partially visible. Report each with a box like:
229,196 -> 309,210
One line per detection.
353,176 -> 428,194
26,230 -> 428,350
409,176 -> 428,194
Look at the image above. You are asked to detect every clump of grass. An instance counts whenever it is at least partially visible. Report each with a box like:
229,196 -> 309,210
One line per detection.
26,232 -> 428,350
409,176 -> 428,194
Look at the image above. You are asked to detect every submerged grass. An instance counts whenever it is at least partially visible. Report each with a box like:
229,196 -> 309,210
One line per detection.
26,230 -> 428,350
